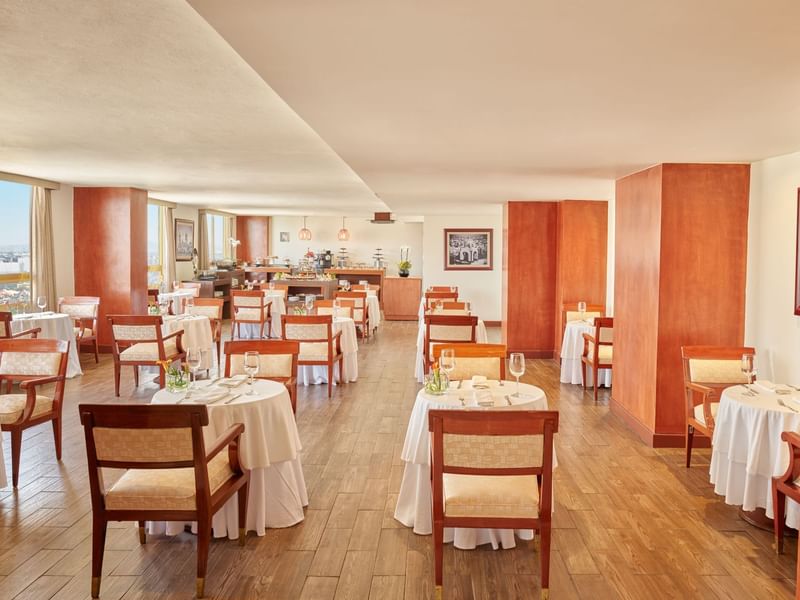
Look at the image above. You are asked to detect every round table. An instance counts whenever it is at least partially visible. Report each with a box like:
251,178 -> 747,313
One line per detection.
0,432 -> 6,488
149,379 -> 308,538
365,294 -> 381,331
12,312 -> 82,378
237,293 -> 286,339
710,384 -> 800,528
415,318 -> 487,383
162,315 -> 213,369
559,320 -> 611,387
297,316 -> 359,385
394,380 -> 555,549
157,290 -> 196,315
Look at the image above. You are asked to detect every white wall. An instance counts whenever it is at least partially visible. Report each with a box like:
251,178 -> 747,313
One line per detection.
270,215 -> 423,276
745,150 -> 800,382
51,184 -> 74,298
421,211 -> 503,322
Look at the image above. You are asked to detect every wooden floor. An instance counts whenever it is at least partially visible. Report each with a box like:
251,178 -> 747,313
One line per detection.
0,321 -> 797,599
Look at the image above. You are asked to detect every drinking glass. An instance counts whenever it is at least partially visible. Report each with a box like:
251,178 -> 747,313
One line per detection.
186,348 -> 201,389
343,280 -> 351,292
435,299 -> 443,313
185,296 -> 194,312
333,298 -> 341,316
741,353 -> 756,396
440,349 -> 456,382
158,299 -> 170,315
578,301 -> 587,320
450,286 -> 457,294
509,352 -> 525,397
268,280 -> 275,291
244,351 -> 259,395
36,296 -> 46,312
173,280 -> 180,292
305,295 -> 315,313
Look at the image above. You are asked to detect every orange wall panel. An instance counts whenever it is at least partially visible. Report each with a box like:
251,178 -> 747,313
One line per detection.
237,216 -> 270,263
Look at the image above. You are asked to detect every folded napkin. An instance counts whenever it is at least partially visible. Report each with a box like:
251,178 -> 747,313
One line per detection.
185,390 -> 229,405
218,375 -> 248,388
754,380 -> 791,394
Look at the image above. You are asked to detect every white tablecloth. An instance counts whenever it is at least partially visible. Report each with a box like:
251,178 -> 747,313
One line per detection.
366,295 -> 381,331
162,315 -> 213,370
149,378 -> 307,538
559,320 -> 611,387
394,381 -> 555,549
710,385 -> 800,528
297,317 -> 359,385
237,294 -> 287,339
157,290 -> 196,315
415,318 -> 487,383
0,432 -> 6,489
12,313 -> 82,378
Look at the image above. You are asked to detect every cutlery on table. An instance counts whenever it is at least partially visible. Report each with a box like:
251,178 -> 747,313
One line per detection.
778,398 -> 799,413
504,395 -> 512,406
224,393 -> 242,405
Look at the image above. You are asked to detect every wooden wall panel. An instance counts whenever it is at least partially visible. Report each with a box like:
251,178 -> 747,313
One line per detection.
502,201 -> 558,357
553,200 -> 608,355
237,215 -> 270,263
73,187 -> 148,349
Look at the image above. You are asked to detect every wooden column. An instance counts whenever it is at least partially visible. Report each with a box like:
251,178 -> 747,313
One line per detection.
73,187 -> 148,350
236,215 -> 270,263
612,164 -> 750,447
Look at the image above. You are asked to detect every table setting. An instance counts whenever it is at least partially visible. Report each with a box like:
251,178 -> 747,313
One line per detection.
559,318 -> 611,387
11,311 -> 82,378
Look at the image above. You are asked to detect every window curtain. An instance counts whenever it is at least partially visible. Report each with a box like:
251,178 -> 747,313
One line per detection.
161,206 -> 176,286
198,211 -> 209,269
223,216 -> 237,260
30,187 -> 57,311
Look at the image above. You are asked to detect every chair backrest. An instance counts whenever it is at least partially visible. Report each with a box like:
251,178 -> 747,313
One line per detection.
231,290 -> 269,322
224,339 -> 299,379
429,286 -> 458,294
178,282 -> 202,297
107,315 -> 165,347
562,302 -> 605,323
431,308 -> 471,316
424,314 -> 478,346
590,317 -> 614,346
58,296 -> 100,327
186,298 -> 224,321
315,299 -> 352,318
442,301 -> 468,310
425,291 -> 458,309
428,409 -> 559,517
432,343 -> 507,380
335,291 -> 366,308
0,312 -> 12,338
282,315 -> 335,361
0,338 -> 69,382
681,345 -> 754,387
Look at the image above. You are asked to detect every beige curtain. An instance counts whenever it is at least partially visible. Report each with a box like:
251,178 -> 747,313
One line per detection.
223,216 -> 237,260
161,206 -> 177,285
198,211 -> 209,269
29,187 -> 57,311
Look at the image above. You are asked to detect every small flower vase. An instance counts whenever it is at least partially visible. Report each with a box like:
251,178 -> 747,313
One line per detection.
166,372 -> 189,393
425,370 -> 449,395
399,269 -> 410,278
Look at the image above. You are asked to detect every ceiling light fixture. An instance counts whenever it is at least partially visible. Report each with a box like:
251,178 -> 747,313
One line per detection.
298,216 -> 312,241
337,216 -> 350,241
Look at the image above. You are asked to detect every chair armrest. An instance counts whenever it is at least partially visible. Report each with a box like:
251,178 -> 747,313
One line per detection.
20,375 -> 65,389
686,382 -> 714,396
777,432 -> 800,485
206,423 -> 245,471
333,330 -> 343,352
581,333 -> 596,358
162,330 -> 185,353
11,327 -> 41,339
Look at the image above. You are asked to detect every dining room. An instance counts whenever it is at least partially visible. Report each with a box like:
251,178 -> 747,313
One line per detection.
3,1 -> 800,599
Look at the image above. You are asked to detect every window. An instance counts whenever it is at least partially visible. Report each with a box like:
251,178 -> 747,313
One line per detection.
147,203 -> 163,288
0,181 -> 31,311
207,214 -> 225,262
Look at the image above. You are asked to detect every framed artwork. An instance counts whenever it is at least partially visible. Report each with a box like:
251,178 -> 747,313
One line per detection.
280,232 -> 290,242
795,189 -> 800,315
174,218 -> 194,262
444,228 -> 493,270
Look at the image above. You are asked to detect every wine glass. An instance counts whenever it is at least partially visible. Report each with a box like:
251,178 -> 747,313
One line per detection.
268,280 -> 275,291
741,353 -> 756,396
173,280 -> 180,292
440,349 -> 456,384
36,296 -> 46,312
305,295 -> 315,313
185,295 -> 194,313
343,280 -> 351,292
186,348 -> 201,389
578,301 -> 587,320
435,299 -> 443,313
244,351 -> 259,395
450,286 -> 456,294
158,298 -> 170,315
333,297 -> 341,316
509,353 -> 525,397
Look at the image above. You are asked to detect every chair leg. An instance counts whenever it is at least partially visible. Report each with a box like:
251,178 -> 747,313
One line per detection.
113,362 -> 121,397
52,417 -> 62,461
540,524 -> 552,600
685,425 -> 694,468
580,360 -> 586,389
196,517 -> 211,598
10,428 -> 22,488
593,369 -> 598,402
91,516 -> 108,598
133,365 -> 139,387
328,363 -> 334,398
158,368 -> 166,389
138,520 -> 146,544
434,517 -> 444,599
238,483 -> 248,547
94,338 -> 99,363
775,483 -> 786,554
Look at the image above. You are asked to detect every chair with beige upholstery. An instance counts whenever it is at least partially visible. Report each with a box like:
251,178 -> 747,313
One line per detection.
282,315 -> 343,398
429,409 -> 558,600
773,430 -> 800,598
681,345 -> 753,468
58,295 -> 100,363
0,338 -> 69,487
429,286 -> 459,294
425,291 -> 459,310
225,339 -> 300,413
432,343 -> 507,381
231,290 -> 271,340
580,317 -> 613,403
316,299 -> 353,319
107,315 -> 185,396
561,302 -> 604,324
177,281 -> 202,297
186,298 -> 224,363
0,311 -> 41,339
442,301 -> 469,311
255,282 -> 289,300
78,403 -> 249,599
334,291 -> 370,339
423,314 -> 478,375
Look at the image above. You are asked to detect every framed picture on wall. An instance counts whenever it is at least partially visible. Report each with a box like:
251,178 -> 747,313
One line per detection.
174,218 -> 194,261
280,232 -> 290,242
444,228 -> 493,270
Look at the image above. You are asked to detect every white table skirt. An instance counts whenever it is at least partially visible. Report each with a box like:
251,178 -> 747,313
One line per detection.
12,313 -> 82,378
0,431 -> 6,489
162,315 -> 213,370
394,381 -> 554,549
298,317 -> 359,385
150,379 -> 307,537
237,295 -> 286,339
415,319 -> 487,383
157,290 -> 196,315
710,385 -> 800,528
366,295 -> 381,330
559,320 -> 611,387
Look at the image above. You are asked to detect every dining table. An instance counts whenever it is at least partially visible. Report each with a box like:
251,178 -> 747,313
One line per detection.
162,314 -> 214,370
394,380 -> 555,549
559,319 -> 611,387
148,378 -> 307,538
11,312 -> 82,378
710,382 -> 800,528
297,316 -> 359,385
157,289 -> 196,315
0,433 -> 6,489
414,316 -> 487,383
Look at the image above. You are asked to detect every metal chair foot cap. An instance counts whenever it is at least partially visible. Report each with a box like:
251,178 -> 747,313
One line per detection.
435,585 -> 443,600
196,577 -> 205,598
91,577 -> 101,598
541,588 -> 549,600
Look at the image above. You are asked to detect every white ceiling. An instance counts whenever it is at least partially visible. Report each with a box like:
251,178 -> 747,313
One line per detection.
189,0 -> 800,214
0,0 -> 385,215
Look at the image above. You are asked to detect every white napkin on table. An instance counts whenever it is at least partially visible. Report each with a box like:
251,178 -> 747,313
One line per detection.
185,389 -> 229,404
754,380 -> 791,394
218,375 -> 247,388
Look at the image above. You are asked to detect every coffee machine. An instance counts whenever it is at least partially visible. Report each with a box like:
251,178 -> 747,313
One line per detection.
317,249 -> 333,269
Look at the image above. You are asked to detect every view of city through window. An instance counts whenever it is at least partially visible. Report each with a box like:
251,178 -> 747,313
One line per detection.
0,181 -> 31,311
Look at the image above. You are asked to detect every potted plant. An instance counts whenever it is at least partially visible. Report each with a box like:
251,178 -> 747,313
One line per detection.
157,359 -> 190,393
398,246 -> 411,277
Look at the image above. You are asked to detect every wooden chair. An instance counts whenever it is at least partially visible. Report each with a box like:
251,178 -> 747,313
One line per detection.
773,431 -> 800,597
423,314 -> 478,374
282,315 -> 343,398
335,291 -> 370,339
428,286 -> 458,294
0,311 -> 41,339
231,290 -> 271,340
425,291 -> 459,310
432,343 -> 507,380
351,283 -> 379,297
316,299 -> 354,319
0,338 -> 69,487
177,281 -> 203,297
186,298 -> 224,362
107,315 -> 185,397
147,288 -> 159,310
429,409 -> 559,600
561,302 -> 604,324
58,295 -> 100,363
225,339 -> 300,413
78,403 -> 250,599
681,345 -> 753,468
442,301 -> 469,311
581,317 -> 613,402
